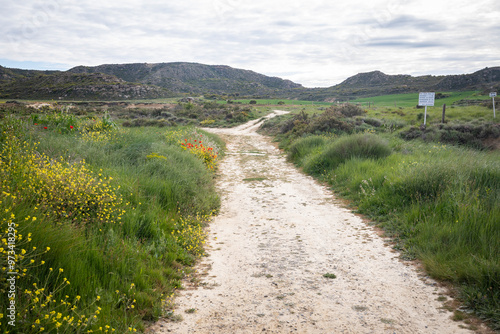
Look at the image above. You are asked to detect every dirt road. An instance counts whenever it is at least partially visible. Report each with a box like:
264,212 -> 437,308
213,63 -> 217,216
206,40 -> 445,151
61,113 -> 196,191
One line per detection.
151,111 -> 472,334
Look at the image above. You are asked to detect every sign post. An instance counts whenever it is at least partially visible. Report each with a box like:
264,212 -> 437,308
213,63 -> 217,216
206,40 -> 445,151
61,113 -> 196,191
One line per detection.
490,92 -> 497,118
418,92 -> 435,125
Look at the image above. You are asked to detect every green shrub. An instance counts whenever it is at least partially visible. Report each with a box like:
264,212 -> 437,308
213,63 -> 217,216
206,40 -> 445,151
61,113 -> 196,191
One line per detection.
417,112 -> 430,121
287,135 -> 326,162
306,109 -> 353,134
336,104 -> 365,117
362,117 -> 383,127
303,134 -> 391,175
400,122 -> 499,150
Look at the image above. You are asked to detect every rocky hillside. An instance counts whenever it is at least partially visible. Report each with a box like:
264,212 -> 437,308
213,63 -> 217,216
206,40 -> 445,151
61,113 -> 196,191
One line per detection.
435,67 -> 500,90
336,71 -> 443,88
68,62 -> 303,96
0,70 -> 171,100
0,65 -> 59,84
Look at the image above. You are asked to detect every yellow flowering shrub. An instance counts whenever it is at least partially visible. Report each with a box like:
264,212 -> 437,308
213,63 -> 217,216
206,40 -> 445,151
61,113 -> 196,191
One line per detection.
146,152 -> 167,161
1,130 -> 124,227
79,113 -> 119,143
171,212 -> 214,258
199,119 -> 215,125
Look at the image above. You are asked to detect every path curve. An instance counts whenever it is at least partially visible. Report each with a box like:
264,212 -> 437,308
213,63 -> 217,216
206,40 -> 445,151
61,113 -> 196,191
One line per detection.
151,111 -> 473,334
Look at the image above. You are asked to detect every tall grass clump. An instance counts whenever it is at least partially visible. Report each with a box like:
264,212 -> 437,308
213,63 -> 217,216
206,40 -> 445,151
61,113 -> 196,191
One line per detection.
287,135 -> 326,163
302,133 -> 391,175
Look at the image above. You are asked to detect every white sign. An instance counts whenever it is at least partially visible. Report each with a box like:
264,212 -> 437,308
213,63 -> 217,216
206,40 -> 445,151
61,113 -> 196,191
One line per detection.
490,92 -> 497,97
418,92 -> 435,106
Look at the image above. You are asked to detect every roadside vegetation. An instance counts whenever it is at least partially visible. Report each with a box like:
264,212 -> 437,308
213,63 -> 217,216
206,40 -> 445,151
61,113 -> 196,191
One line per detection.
0,99 -> 262,129
0,104 -> 224,332
260,101 -> 499,330
117,100 -> 259,128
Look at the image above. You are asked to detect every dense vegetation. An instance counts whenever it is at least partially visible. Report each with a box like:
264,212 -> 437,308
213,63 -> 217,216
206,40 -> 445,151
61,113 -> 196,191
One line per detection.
261,102 -> 499,330
0,104 -> 224,332
0,99 -> 263,130
116,100 -> 260,128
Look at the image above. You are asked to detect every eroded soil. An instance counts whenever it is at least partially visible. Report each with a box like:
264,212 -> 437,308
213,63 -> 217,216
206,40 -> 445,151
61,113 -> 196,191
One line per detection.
150,111 -> 477,334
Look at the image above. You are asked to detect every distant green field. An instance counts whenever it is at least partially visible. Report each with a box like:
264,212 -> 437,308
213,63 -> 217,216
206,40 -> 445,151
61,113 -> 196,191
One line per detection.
350,91 -> 491,108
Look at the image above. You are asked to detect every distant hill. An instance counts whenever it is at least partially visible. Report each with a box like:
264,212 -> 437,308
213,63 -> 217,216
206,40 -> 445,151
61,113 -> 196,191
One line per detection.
0,65 -> 59,84
0,67 -> 171,100
434,67 -> 500,90
67,62 -> 303,96
300,67 -> 500,101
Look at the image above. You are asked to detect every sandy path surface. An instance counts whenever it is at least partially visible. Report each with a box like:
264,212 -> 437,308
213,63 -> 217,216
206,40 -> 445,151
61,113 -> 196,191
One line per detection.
151,111 -> 472,334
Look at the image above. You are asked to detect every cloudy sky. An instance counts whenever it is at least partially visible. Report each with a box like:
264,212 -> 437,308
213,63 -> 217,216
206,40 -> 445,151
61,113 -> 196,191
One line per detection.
1,0 -> 499,87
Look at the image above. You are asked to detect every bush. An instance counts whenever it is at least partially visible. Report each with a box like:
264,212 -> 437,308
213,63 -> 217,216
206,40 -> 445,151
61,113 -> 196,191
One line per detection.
287,135 -> 326,162
122,118 -> 175,127
362,117 -> 383,127
303,134 -> 391,174
306,109 -> 353,134
417,112 -> 430,122
336,104 -> 365,117
400,122 -> 500,150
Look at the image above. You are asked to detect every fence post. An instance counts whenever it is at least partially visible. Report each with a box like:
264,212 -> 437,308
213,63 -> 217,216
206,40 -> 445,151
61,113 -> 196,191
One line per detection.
442,103 -> 446,123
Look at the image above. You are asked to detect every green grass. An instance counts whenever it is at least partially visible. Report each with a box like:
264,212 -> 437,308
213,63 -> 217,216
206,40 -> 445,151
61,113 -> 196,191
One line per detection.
242,177 -> 267,182
0,113 -> 224,333
287,135 -> 327,162
350,91 -> 491,108
323,273 -> 337,279
364,105 -> 496,124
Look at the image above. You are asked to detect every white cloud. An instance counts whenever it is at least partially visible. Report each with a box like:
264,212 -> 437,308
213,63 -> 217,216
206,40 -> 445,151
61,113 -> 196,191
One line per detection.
0,0 -> 499,87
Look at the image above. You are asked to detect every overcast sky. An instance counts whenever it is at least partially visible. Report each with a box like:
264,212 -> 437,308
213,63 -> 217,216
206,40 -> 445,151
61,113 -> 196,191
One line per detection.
1,0 -> 499,87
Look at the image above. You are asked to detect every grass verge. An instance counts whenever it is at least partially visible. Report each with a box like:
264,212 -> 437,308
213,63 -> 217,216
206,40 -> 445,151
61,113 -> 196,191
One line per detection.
1,111 -> 224,333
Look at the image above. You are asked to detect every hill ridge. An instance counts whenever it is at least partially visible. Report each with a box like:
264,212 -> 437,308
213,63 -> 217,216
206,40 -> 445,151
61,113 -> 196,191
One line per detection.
67,62 -> 303,95
1,63 -> 499,100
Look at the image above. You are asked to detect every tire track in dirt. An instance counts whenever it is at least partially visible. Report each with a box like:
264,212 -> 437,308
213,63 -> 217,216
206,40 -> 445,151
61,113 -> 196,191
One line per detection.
150,111 -> 474,334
